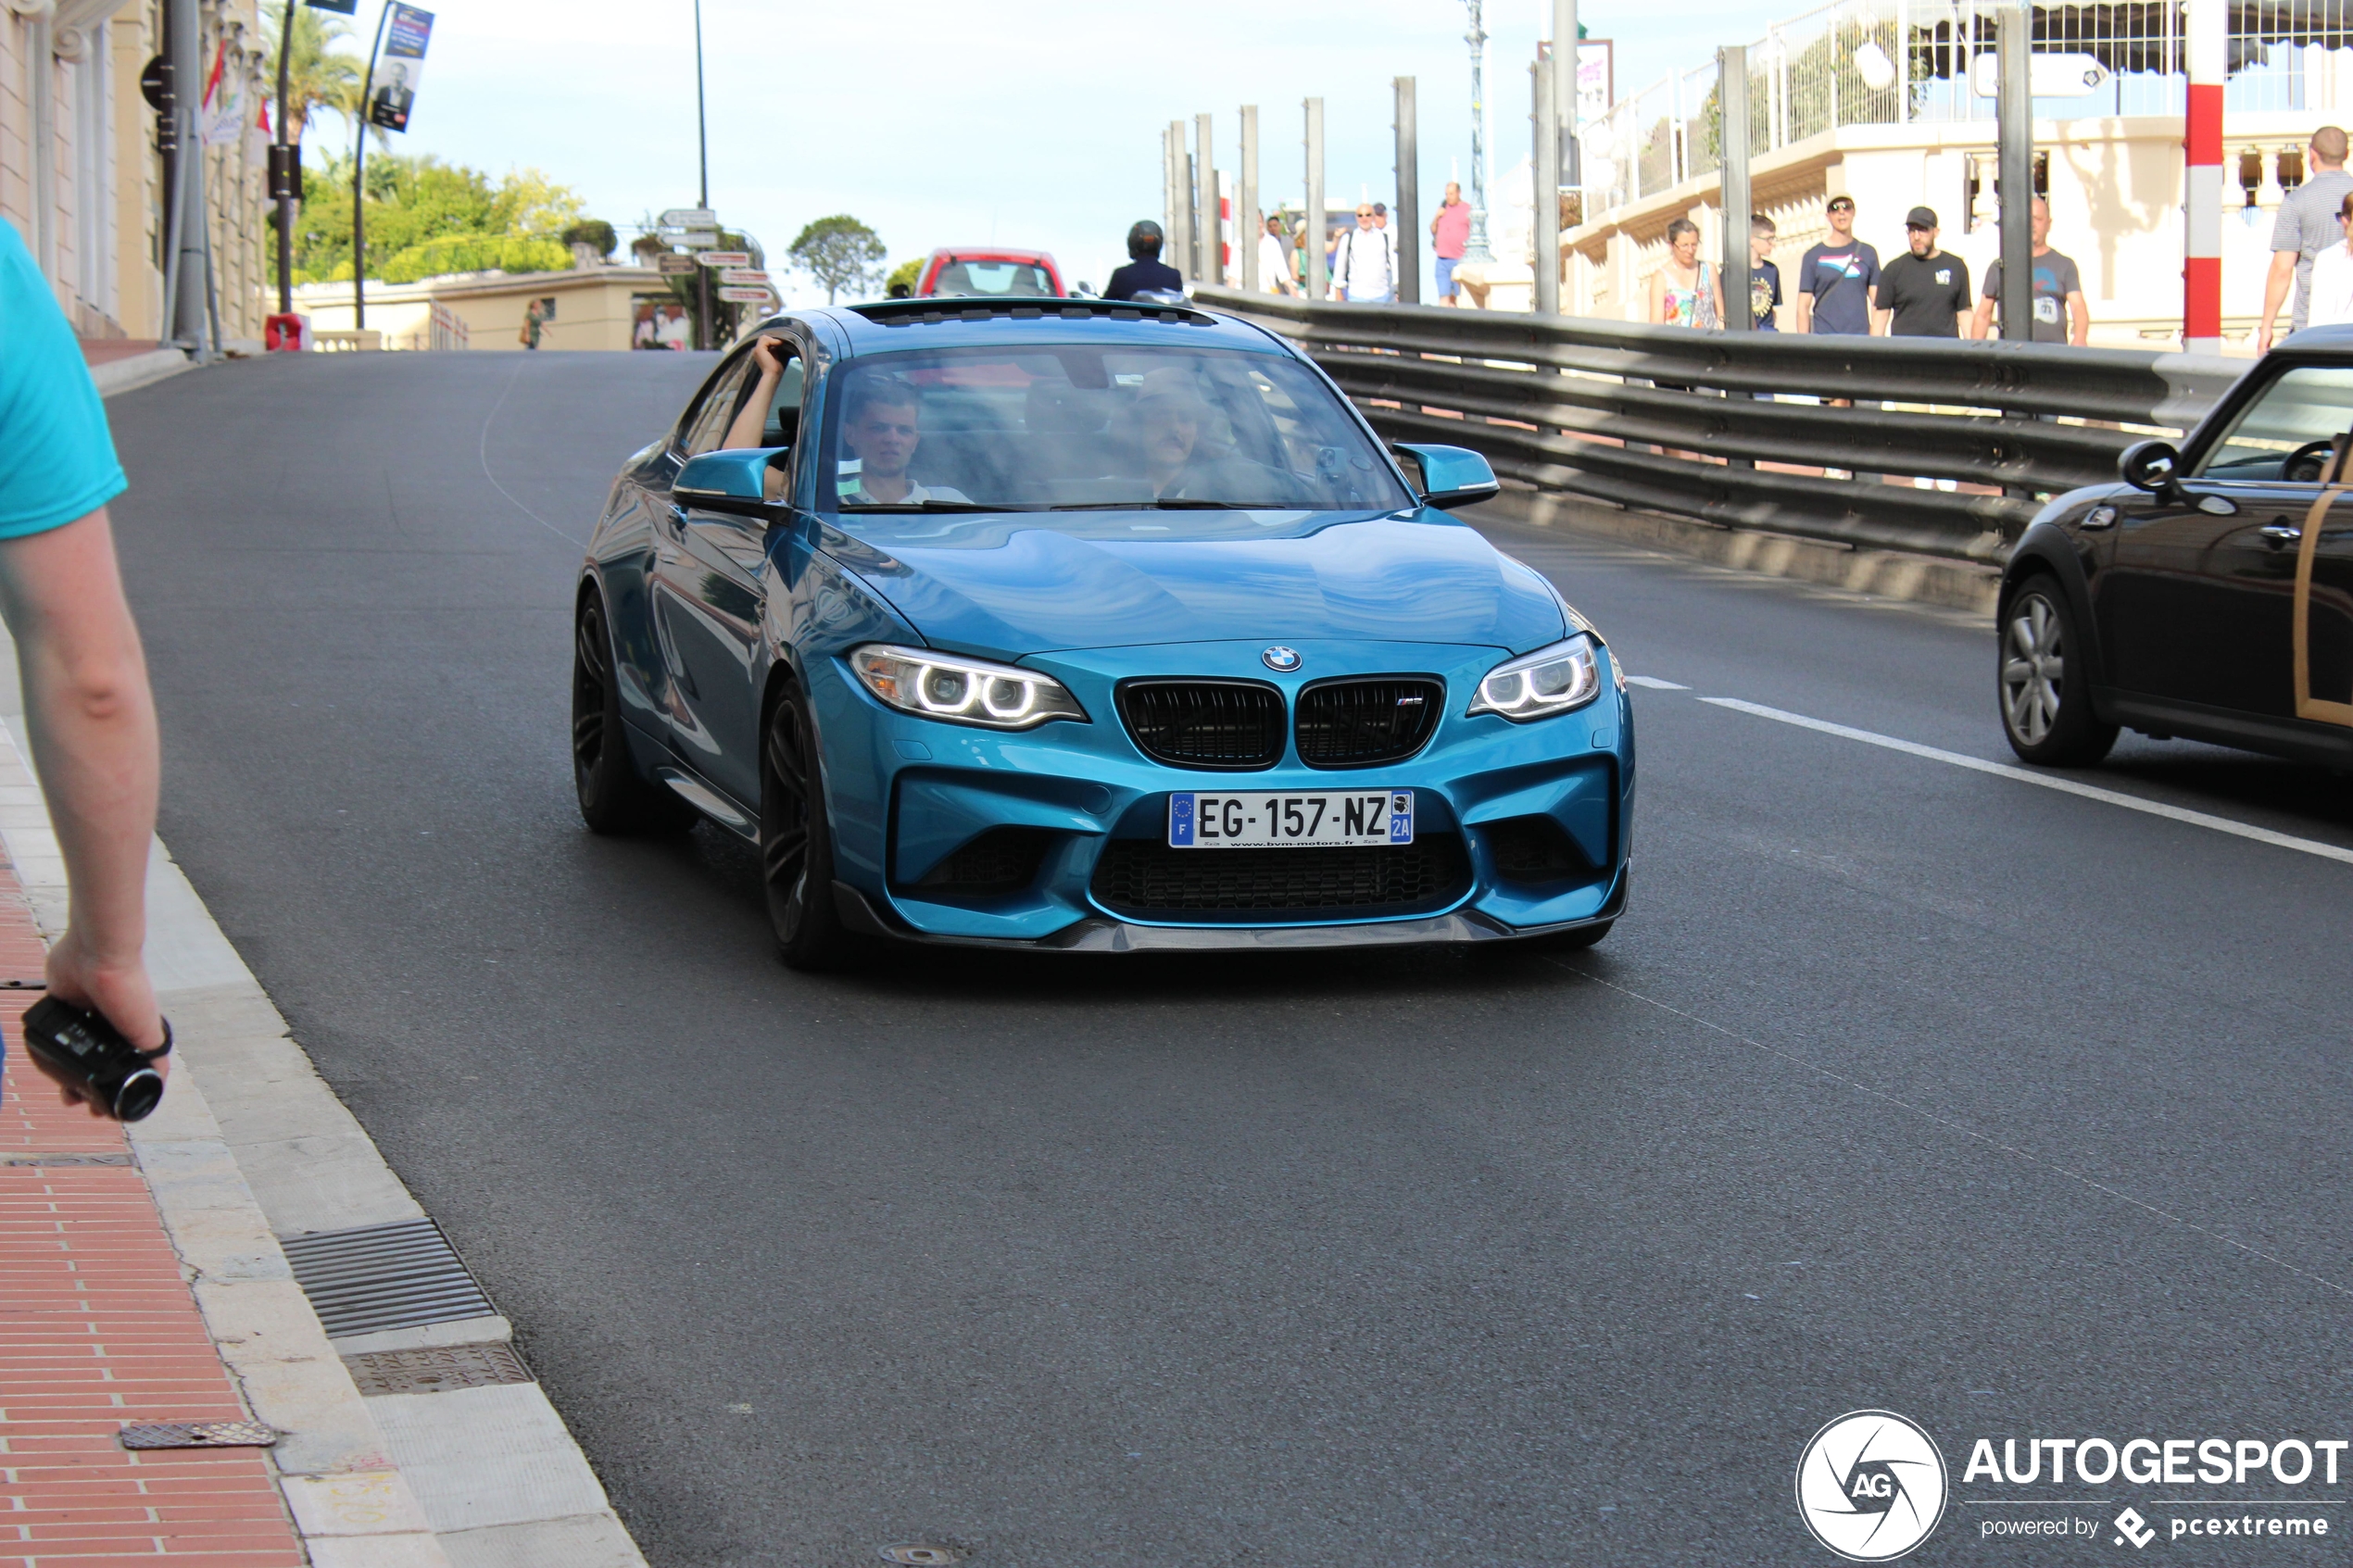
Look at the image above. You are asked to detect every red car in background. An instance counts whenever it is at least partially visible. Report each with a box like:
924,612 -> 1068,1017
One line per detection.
914,248 -> 1064,299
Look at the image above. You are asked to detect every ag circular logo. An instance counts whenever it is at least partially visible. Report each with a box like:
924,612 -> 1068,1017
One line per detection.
1261,646 -> 1302,672
1795,1410 -> 1948,1562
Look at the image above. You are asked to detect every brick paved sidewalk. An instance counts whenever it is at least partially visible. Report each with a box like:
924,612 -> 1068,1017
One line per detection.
0,856 -> 304,1565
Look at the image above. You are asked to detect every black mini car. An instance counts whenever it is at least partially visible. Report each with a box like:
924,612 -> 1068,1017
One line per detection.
2000,329 -> 2353,767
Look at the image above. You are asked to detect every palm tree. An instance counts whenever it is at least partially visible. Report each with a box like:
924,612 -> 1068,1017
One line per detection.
261,0 -> 366,148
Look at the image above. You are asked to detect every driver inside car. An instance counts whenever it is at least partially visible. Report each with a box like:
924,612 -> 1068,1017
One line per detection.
837,376 -> 969,507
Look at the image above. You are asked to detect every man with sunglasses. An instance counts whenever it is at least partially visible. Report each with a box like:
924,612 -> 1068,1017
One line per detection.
1328,202 -> 1400,304
1795,194 -> 1881,336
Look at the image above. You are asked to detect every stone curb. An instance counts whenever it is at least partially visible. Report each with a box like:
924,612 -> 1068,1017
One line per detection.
0,617 -> 648,1566
93,347 -> 198,398
1472,486 -> 2003,617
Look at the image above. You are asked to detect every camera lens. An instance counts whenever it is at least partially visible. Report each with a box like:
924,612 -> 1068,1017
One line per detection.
113,1068 -> 164,1123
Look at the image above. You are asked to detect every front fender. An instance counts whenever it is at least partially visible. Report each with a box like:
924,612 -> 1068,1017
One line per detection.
2002,502 -> 2114,711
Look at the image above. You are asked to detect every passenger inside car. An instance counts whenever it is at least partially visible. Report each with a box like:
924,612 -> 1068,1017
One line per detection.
1128,368 -> 1300,502
837,377 -> 971,507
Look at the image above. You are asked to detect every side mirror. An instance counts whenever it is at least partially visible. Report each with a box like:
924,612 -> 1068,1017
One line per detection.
1391,443 -> 1501,511
675,446 -> 788,516
2118,439 -> 2182,496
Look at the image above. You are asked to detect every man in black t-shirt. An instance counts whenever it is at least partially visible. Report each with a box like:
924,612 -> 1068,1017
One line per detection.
1872,207 -> 1971,338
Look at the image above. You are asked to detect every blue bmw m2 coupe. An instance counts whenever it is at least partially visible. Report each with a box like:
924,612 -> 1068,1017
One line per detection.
570,296 -> 1632,966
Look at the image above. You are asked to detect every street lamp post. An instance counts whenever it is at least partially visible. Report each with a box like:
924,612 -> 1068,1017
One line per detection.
692,0 -> 711,350
1459,0 -> 1493,262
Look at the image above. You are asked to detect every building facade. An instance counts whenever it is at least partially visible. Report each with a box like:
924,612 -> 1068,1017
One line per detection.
3,0 -> 273,343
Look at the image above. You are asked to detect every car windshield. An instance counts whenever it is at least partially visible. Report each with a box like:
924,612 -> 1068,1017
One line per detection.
930,261 -> 1056,298
2196,365 -> 2353,479
820,345 -> 1416,513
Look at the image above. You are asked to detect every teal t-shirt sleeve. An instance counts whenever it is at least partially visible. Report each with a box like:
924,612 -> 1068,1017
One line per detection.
0,220 -> 127,539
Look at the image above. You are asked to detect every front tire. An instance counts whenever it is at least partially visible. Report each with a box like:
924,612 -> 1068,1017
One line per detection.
1999,574 -> 2118,766
761,683 -> 852,971
573,591 -> 696,834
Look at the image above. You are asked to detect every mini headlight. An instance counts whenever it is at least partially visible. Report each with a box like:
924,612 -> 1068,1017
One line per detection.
1467,634 -> 1603,721
849,645 -> 1087,731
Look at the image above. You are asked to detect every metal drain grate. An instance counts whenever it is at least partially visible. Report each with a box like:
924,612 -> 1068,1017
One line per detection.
342,1342 -> 532,1397
0,1151 -> 132,1166
280,1217 -> 496,1338
120,1421 -> 277,1449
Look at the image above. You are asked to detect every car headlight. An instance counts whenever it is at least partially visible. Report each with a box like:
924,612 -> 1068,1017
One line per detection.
1467,634 -> 1603,721
849,644 -> 1087,730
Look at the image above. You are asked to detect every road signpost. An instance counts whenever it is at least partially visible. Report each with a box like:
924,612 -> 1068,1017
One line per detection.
655,253 -> 698,277
717,286 -> 773,304
695,251 -> 752,270
720,269 -> 769,286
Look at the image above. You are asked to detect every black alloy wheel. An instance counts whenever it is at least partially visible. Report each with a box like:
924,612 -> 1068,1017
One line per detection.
572,592 -> 696,834
1998,575 -> 2119,766
761,683 -> 852,970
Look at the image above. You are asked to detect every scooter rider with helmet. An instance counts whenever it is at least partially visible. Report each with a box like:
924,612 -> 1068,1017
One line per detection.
1104,221 -> 1185,302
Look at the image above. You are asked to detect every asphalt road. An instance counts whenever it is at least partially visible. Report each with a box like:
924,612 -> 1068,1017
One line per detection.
104,353 -> 2353,1566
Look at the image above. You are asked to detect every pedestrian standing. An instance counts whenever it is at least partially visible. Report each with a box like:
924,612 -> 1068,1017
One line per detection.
1873,207 -> 1971,338
1971,198 -> 2090,345
1794,194 -> 1881,335
1746,214 -> 1783,330
0,217 -> 169,1114
1329,202 -> 1401,303
1646,218 -> 1719,329
1258,214 -> 1297,295
519,297 -> 546,350
1431,181 -> 1472,306
2304,192 -> 2353,327
2259,126 -> 2353,352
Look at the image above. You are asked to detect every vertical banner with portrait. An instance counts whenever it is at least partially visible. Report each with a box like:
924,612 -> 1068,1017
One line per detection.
367,5 -> 434,133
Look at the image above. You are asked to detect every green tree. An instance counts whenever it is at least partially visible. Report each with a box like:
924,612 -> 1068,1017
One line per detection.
292,151 -> 591,283
562,219 -> 617,259
788,215 -> 886,305
261,0 -> 373,151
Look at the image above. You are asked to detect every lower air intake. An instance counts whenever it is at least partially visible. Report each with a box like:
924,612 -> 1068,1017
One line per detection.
1090,834 -> 1469,919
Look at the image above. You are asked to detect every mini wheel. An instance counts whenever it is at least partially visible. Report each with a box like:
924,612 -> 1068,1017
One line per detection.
1999,575 -> 2118,766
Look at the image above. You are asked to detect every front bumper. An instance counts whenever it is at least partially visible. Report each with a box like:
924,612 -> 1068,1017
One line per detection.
807,637 -> 1636,949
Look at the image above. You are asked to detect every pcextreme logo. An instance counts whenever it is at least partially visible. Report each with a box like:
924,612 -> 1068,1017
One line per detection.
1796,1410 -> 1951,1562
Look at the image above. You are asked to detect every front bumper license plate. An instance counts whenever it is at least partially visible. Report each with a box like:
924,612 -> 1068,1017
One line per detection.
1169,790 -> 1414,848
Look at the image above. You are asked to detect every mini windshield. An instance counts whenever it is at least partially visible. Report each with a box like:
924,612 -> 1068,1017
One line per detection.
2196,365 -> 2353,479
820,345 -> 1414,512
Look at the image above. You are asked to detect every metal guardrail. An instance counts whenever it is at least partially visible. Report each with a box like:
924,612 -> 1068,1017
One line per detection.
1198,286 -> 2243,563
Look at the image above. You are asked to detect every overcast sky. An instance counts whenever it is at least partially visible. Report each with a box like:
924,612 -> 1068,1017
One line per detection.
348,0 -> 1780,307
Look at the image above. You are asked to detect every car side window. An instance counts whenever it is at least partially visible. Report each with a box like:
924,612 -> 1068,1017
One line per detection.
760,351 -> 808,448
2194,365 -> 2353,481
680,353 -> 759,457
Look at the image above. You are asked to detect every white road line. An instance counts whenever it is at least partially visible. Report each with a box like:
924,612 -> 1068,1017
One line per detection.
1624,674 -> 1690,690
1699,696 -> 2353,868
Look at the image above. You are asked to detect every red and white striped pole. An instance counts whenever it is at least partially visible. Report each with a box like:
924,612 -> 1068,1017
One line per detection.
2183,0 -> 2224,352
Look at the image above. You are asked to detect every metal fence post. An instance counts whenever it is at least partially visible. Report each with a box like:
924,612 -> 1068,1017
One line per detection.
1998,3 -> 2033,339
1196,114 -> 1221,286
1722,44 -> 1752,332
1556,0 -> 1580,191
1533,55 -> 1561,315
1305,96 -> 1327,299
1395,78 -> 1421,304
1168,119 -> 1190,278
1240,105 -> 1260,294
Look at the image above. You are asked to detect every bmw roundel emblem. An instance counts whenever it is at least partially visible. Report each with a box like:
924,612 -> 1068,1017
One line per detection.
1262,646 -> 1302,672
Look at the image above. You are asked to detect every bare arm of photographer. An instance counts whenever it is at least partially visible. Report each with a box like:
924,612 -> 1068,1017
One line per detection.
0,506 -> 165,1111
721,337 -> 787,453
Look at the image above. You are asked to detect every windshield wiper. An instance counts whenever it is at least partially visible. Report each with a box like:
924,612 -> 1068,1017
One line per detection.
837,500 -> 1033,512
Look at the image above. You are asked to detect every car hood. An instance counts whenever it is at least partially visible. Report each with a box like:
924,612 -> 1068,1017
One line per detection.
817,508 -> 1567,660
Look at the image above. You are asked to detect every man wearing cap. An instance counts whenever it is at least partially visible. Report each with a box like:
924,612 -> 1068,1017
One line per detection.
1873,207 -> 1971,338
1794,194 -> 1881,335
2259,125 -> 2353,352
